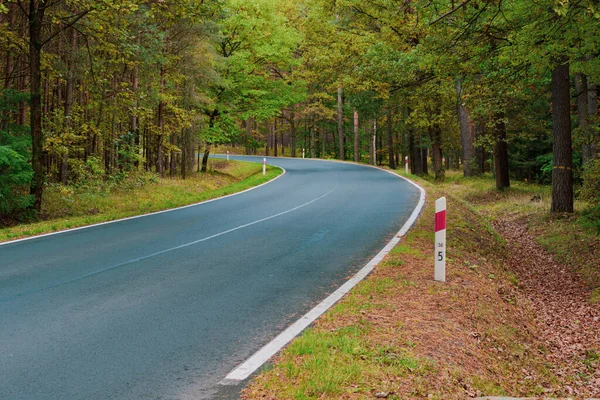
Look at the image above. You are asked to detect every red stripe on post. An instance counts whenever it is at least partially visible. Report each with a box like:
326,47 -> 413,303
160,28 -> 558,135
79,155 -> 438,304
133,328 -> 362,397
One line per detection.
435,210 -> 446,232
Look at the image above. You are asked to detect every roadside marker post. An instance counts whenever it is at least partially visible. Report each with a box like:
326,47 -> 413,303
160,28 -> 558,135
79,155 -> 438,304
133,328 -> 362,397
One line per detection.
435,197 -> 446,282
302,149 -> 305,159
227,151 -> 230,161
405,156 -> 409,174
263,158 -> 266,176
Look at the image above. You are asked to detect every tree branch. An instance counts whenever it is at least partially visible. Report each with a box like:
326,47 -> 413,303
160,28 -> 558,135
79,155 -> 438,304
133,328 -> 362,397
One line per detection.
429,0 -> 473,25
41,8 -> 93,48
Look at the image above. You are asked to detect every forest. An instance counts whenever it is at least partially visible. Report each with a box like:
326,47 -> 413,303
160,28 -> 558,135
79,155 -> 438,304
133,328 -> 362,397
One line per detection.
0,0 -> 599,222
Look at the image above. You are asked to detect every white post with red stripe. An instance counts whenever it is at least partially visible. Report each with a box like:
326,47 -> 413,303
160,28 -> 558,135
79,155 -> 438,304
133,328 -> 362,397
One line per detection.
405,156 -> 409,174
435,197 -> 447,282
263,158 -> 266,176
302,148 -> 305,159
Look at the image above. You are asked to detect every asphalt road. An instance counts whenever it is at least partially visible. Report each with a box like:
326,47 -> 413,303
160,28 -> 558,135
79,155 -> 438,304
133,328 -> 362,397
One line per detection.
0,156 -> 421,400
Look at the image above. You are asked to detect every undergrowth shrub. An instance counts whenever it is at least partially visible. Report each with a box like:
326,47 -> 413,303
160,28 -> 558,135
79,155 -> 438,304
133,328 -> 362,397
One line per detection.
581,159 -> 600,234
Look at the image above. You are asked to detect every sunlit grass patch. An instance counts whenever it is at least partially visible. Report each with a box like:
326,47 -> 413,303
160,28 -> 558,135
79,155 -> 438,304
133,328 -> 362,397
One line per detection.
0,160 -> 281,242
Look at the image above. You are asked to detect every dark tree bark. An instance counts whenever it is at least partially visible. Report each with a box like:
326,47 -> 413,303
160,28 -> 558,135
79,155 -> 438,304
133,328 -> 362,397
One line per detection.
265,120 -> 270,157
421,147 -> 428,175
201,109 -> 219,172
575,73 -> 590,160
456,82 -> 476,176
353,109 -> 359,162
132,44 -> 140,168
157,65 -> 166,176
551,60 -> 574,213
337,87 -> 344,160
60,27 -> 77,184
273,119 -> 278,157
245,117 -> 252,155
201,144 -> 211,173
290,112 -> 296,158
409,132 -> 422,175
387,107 -> 396,169
431,124 -> 444,182
29,0 -> 48,211
170,132 -> 177,178
493,114 -> 510,190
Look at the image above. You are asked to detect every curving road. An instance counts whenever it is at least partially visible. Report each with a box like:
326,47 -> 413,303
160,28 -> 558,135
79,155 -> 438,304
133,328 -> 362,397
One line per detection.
0,156 -> 421,399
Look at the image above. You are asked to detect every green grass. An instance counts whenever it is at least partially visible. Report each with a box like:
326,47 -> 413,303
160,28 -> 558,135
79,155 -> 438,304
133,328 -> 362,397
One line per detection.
255,325 -> 433,399
0,160 -> 282,243
420,170 -> 599,292
244,167 -> 571,399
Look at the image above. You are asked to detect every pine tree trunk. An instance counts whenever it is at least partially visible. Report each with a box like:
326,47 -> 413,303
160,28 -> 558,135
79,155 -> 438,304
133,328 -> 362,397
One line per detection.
494,114 -> 510,190
273,119 -> 278,157
387,107 -> 396,169
310,123 -> 315,158
588,80 -> 598,160
575,73 -> 592,164
170,132 -> 176,178
132,50 -> 139,168
201,144 -> 210,173
551,60 -> 574,213
157,66 -> 166,176
337,87 -> 344,160
245,117 -> 252,155
456,82 -> 476,177
29,0 -> 47,211
290,113 -> 296,158
61,28 -> 77,184
353,109 -> 359,162
431,124 -> 444,182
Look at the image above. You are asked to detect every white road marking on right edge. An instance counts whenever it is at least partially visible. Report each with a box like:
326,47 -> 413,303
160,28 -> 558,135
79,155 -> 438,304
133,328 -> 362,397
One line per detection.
220,168 -> 426,384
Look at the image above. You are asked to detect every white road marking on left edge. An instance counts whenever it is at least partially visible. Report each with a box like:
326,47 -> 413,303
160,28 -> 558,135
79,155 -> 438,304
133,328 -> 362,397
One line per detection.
0,188 -> 335,303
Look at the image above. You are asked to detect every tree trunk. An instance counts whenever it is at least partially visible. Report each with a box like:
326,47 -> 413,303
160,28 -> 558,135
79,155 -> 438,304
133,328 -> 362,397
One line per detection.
170,131 -> 177,178
337,87 -> 344,160
60,28 -> 77,184
575,73 -> 593,164
421,147 -> 428,175
132,48 -> 140,168
181,129 -> 187,180
201,144 -> 210,173
157,65 -> 167,175
273,119 -> 278,157
551,60 -> 574,213
353,109 -> 359,162
1,4 -> 15,130
494,114 -> 510,190
410,133 -> 422,175
456,82 -> 476,177
310,123 -> 315,158
387,108 -> 396,169
290,112 -> 296,158
431,125 -> 444,182
245,117 -> 252,155
369,123 -> 373,165
29,0 -> 47,211
265,120 -> 270,156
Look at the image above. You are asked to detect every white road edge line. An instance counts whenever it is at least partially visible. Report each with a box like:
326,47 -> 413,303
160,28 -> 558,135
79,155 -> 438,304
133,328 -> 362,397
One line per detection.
220,168 -> 426,385
0,162 -> 286,247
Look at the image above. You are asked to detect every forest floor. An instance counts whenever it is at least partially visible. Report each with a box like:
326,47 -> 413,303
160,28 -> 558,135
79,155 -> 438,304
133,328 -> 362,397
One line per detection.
0,159 -> 281,243
242,171 -> 600,399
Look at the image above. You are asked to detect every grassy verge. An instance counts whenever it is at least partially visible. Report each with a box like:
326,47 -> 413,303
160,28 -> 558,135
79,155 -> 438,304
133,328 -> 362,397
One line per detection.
0,159 -> 281,243
436,171 -> 600,294
242,171 -> 586,399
